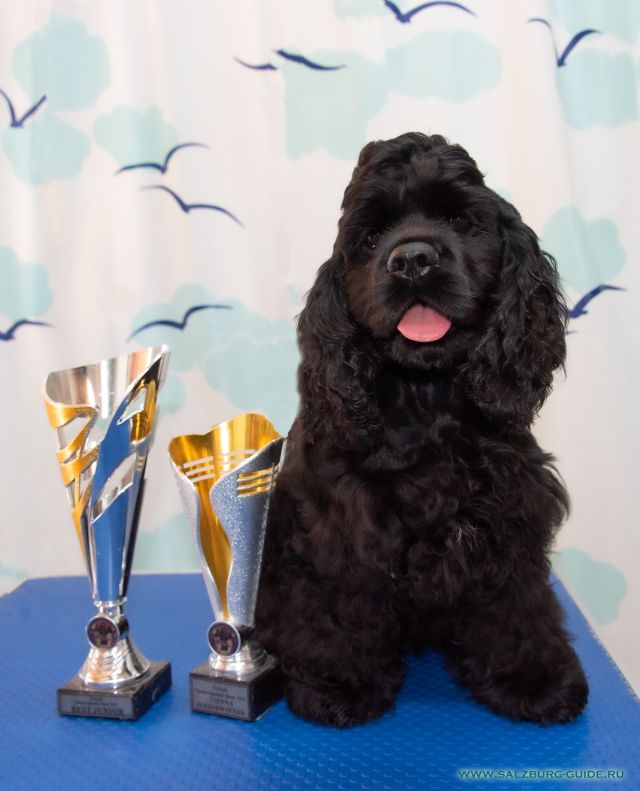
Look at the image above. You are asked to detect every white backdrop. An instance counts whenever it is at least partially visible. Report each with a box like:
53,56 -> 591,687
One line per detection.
1,0 -> 638,695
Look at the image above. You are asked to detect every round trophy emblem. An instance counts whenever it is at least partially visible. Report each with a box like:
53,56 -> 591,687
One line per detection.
208,621 -> 241,657
86,616 -> 120,649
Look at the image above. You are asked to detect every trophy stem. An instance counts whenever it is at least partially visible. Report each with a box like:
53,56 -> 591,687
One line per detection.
208,638 -> 267,677
79,636 -> 151,689
95,599 -> 126,616
79,599 -> 150,689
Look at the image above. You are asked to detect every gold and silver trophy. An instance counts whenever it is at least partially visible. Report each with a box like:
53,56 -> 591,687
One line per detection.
169,413 -> 284,721
44,346 -> 172,720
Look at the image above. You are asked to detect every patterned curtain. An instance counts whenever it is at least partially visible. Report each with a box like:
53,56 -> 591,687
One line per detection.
1,1 -> 638,694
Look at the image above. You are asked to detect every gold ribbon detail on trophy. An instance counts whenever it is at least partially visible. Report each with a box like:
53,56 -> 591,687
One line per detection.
44,401 -> 99,556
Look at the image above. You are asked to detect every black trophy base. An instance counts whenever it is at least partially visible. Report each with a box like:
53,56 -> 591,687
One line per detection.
57,660 -> 172,721
190,655 -> 283,721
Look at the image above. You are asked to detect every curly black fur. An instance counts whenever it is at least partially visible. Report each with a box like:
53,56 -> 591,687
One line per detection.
257,133 -> 588,728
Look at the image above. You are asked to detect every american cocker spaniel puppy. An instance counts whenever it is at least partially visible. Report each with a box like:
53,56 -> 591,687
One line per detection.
257,132 -> 588,728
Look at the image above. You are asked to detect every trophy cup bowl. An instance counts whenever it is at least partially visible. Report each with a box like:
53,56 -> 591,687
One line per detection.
169,413 -> 284,721
44,345 -> 172,720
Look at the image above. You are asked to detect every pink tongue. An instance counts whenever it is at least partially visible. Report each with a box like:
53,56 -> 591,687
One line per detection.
397,305 -> 451,342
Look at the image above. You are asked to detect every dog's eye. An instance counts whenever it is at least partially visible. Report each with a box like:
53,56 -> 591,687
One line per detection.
449,216 -> 472,232
365,231 -> 381,249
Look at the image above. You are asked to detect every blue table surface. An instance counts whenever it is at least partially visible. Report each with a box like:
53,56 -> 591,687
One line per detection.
0,574 -> 637,791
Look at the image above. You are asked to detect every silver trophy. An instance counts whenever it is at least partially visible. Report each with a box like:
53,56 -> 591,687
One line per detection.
169,413 -> 284,720
44,345 -> 172,719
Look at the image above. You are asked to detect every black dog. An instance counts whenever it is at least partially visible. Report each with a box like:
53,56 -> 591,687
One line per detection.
257,132 -> 588,728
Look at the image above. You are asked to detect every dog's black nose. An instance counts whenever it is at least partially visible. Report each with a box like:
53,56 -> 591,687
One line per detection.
386,241 -> 439,279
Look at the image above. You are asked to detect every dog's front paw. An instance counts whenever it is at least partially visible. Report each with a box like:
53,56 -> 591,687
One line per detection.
285,678 -> 398,728
475,657 -> 589,725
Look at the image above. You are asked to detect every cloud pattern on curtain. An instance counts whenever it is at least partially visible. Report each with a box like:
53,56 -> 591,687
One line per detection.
0,0 -> 637,693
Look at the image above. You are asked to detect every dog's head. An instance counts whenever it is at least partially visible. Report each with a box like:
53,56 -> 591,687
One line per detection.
298,133 -> 567,439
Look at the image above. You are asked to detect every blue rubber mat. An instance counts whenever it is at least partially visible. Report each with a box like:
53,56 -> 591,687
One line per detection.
0,574 -> 637,790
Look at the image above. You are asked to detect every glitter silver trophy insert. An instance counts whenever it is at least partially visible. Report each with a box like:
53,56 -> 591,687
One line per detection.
44,346 -> 172,720
169,413 -> 284,721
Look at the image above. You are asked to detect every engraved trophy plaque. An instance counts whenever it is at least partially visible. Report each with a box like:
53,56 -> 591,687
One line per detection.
169,413 -> 284,721
44,346 -> 172,720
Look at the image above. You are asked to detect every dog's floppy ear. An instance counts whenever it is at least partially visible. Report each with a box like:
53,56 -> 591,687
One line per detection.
463,203 -> 567,426
297,251 -> 381,446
